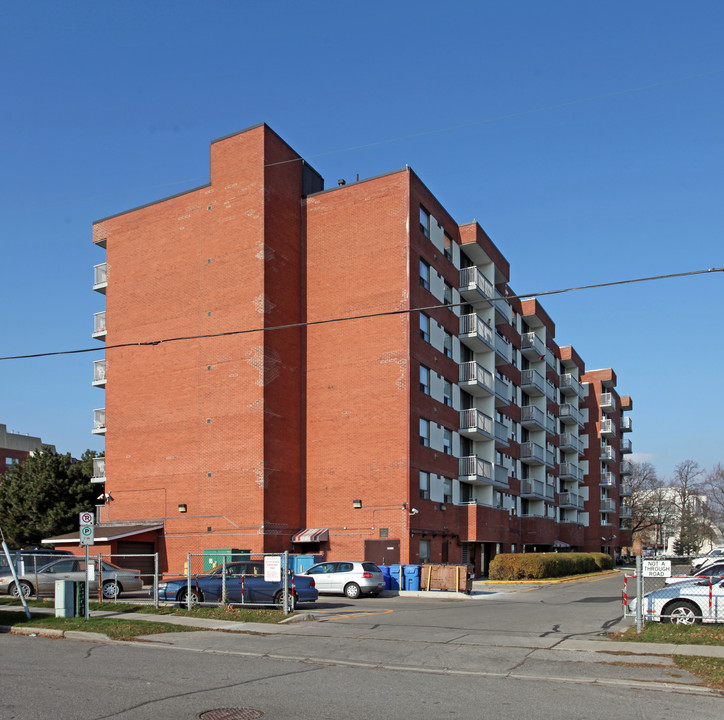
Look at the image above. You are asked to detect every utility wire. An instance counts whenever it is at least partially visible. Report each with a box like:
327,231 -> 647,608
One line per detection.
1,267 -> 720,362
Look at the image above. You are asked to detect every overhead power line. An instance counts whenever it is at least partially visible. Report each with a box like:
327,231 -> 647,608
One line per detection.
0,267 -> 720,362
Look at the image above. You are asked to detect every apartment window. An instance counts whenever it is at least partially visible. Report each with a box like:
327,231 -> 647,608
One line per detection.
420,206 -> 430,238
420,365 -> 430,395
442,427 -> 452,455
443,330 -> 453,358
442,379 -> 452,407
419,418 -> 430,447
419,259 -> 431,291
442,477 -> 452,503
6,457 -> 19,467
419,539 -> 431,563
443,232 -> 453,261
443,281 -> 454,307
420,313 -> 430,342
420,471 -> 430,500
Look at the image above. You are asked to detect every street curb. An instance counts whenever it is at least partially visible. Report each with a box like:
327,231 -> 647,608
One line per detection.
3,625 -> 64,638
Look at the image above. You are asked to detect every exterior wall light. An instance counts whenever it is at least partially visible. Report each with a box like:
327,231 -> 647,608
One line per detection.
178,504 -> 187,513
352,499 -> 362,509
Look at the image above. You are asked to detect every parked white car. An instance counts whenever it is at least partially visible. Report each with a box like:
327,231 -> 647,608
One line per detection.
629,578 -> 724,624
304,561 -> 385,598
691,547 -> 724,570
665,562 -> 724,585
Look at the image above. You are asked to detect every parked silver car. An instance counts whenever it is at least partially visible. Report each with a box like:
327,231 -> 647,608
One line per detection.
0,556 -> 143,599
305,561 -> 385,598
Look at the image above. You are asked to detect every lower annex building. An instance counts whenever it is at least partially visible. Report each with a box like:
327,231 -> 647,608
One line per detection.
58,124 -> 634,575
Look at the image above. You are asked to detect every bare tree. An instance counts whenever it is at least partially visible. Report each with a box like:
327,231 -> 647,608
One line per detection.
703,463 -> 724,527
629,461 -> 674,548
668,460 -> 715,554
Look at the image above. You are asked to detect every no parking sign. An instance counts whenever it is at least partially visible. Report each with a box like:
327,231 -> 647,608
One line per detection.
79,511 -> 94,545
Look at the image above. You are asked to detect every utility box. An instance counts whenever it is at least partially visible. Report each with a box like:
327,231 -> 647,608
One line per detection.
55,581 -> 74,618
75,581 -> 87,617
203,549 -> 250,571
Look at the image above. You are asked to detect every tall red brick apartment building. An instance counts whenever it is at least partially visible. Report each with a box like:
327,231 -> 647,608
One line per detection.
79,124 -> 632,575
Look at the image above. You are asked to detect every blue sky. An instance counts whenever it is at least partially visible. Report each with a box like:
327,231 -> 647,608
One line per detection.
1,1 -> 721,481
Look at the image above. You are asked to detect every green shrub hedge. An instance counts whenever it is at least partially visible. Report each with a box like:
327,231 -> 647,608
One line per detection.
488,552 -> 613,580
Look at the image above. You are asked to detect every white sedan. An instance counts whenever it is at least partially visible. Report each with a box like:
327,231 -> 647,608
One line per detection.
629,578 -> 724,624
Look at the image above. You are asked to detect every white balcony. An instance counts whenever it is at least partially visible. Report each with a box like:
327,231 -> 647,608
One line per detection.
600,445 -> 616,462
495,420 -> 509,448
520,441 -> 545,465
620,483 -> 632,497
494,333 -> 512,364
93,311 -> 107,341
600,418 -> 616,438
459,266 -> 493,305
600,498 -> 616,512
459,314 -> 494,353
93,263 -> 108,293
521,405 -> 546,431
521,368 -> 546,396
521,479 -> 547,499
600,472 -> 616,487
92,359 -> 106,387
621,439 -> 633,454
621,416 -> 633,432
619,504 -> 632,519
520,332 -> 545,361
546,348 -> 556,370
559,492 -> 583,509
92,408 -> 106,435
620,461 -> 633,476
559,373 -> 584,399
91,456 -> 106,484
494,374 -> 511,405
459,361 -> 494,397
459,409 -> 494,441
460,455 -> 508,489
600,392 -> 616,411
559,403 -> 583,428
545,413 -> 557,436
558,462 -> 582,482
558,433 -> 583,455
494,463 -> 509,487
493,289 -> 513,324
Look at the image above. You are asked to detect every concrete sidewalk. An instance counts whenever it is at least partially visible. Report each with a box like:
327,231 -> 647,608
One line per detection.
3,603 -> 724,659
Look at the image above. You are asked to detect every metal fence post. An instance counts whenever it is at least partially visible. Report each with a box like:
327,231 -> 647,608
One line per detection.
283,550 -> 289,615
222,555 -> 227,605
154,553 -> 159,609
186,552 -> 192,611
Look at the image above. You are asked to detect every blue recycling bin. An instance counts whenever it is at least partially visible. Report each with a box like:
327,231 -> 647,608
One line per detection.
379,565 -> 391,590
289,555 -> 316,575
403,565 -> 421,591
389,564 -> 403,591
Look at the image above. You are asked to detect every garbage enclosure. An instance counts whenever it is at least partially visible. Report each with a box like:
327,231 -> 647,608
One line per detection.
420,564 -> 473,593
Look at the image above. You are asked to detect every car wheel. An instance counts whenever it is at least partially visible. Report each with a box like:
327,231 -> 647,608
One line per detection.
344,582 -> 361,599
664,600 -> 701,625
178,588 -> 202,607
274,591 -> 296,610
102,581 -> 122,599
10,581 -> 33,599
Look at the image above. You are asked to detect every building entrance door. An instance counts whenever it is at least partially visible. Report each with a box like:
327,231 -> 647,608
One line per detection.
364,539 -> 400,565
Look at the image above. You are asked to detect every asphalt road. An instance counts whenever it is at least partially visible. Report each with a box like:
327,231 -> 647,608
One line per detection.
3,572 -> 722,720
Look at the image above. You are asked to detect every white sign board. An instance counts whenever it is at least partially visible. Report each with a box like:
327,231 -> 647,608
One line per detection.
79,512 -> 94,526
264,556 -> 282,583
643,559 -> 671,577
80,525 -> 95,546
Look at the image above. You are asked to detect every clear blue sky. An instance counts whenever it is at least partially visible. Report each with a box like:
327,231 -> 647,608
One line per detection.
1,1 -> 721,481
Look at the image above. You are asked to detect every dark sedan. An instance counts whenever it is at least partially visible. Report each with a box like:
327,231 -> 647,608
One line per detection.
157,561 -> 318,608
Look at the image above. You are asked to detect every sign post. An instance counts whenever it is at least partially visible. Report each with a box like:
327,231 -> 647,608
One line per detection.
79,512 -> 94,620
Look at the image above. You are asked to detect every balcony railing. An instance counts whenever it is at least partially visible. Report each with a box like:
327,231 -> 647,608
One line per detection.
459,409 -> 494,440
521,405 -> 545,431
600,498 -> 616,512
493,288 -> 513,324
559,492 -> 583,509
621,439 -> 633,454
619,505 -> 632,519
459,266 -> 493,304
494,375 -> 511,404
600,445 -> 616,462
494,463 -> 509,487
600,418 -> 616,438
559,403 -> 583,427
459,455 -> 507,489
600,392 -> 616,411
620,461 -> 633,476
521,479 -> 546,499
92,408 -> 106,435
521,369 -> 546,396
559,373 -> 584,399
520,332 -> 545,361
93,359 -> 106,387
494,333 -> 512,363
459,314 -> 494,353
495,421 -> 509,446
91,456 -> 106,484
93,311 -> 107,340
93,263 -> 108,293
558,462 -> 582,482
600,472 -> 616,487
459,361 -> 494,396
620,483 -> 632,497
545,413 -> 556,436
520,441 -> 545,465
621,416 -> 633,432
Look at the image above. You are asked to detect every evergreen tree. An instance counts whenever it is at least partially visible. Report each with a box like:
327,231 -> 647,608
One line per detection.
0,446 -> 98,548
